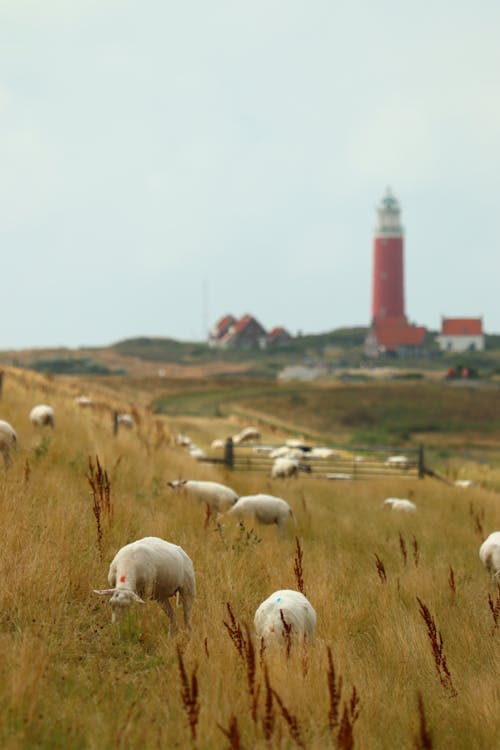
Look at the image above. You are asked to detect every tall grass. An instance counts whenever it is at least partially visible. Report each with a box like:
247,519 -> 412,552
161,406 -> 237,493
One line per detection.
0,367 -> 499,748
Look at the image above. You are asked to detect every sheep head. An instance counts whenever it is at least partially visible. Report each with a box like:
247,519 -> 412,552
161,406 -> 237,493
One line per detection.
94,588 -> 145,622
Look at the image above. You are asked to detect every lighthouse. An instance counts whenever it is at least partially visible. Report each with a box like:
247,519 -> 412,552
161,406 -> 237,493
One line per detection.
365,188 -> 426,357
372,188 -> 405,320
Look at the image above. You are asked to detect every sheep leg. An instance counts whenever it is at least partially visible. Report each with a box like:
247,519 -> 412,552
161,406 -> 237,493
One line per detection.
180,592 -> 193,629
159,598 -> 178,634
1,445 -> 11,469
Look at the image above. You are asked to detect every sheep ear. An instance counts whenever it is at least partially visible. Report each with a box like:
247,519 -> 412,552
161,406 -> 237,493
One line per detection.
93,588 -> 116,596
131,592 -> 145,604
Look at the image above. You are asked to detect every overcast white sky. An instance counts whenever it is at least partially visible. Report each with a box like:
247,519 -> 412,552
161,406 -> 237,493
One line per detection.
1,1 -> 499,348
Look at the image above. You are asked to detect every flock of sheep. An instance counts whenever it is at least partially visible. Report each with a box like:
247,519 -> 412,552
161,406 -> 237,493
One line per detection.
2,401 -> 499,647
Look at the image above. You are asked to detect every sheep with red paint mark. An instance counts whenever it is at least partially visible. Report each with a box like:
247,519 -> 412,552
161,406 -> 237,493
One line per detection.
94,536 -> 196,631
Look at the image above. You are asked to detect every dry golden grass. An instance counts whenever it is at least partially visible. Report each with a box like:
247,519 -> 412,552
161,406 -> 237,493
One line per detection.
0,367 -> 499,749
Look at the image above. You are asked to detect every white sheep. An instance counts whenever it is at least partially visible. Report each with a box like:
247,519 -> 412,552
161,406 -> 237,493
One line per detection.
94,536 -> 196,630
385,455 -> 410,469
168,479 -> 238,512
29,404 -> 55,429
383,497 -> 417,512
254,589 -> 317,644
175,433 -> 192,446
116,413 -> 135,428
75,395 -> 93,407
0,419 -> 17,468
454,479 -> 475,488
479,532 -> 500,579
211,438 -> 226,450
227,493 -> 295,533
308,447 -> 338,459
271,457 -> 311,479
189,444 -> 207,460
232,426 -> 260,445
326,473 -> 353,481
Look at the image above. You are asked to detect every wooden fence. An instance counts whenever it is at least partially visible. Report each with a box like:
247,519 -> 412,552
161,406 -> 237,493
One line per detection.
199,439 -> 425,480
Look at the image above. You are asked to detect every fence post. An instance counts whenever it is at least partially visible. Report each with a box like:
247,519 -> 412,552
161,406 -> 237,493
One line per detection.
224,437 -> 234,469
113,411 -> 119,436
418,443 -> 425,479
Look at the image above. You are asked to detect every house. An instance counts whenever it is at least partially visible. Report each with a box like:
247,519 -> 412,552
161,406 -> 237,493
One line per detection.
209,315 -> 294,349
208,315 -> 237,347
364,317 -> 426,358
213,314 -> 268,349
436,318 -> 485,353
267,327 -> 293,347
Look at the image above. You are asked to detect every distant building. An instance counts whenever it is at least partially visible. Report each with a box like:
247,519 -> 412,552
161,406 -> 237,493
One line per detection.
209,315 -> 293,349
436,317 -> 485,353
365,188 -> 426,357
267,327 -> 293,347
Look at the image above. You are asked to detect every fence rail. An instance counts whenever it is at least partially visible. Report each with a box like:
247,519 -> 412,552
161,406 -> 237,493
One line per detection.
199,439 -> 425,480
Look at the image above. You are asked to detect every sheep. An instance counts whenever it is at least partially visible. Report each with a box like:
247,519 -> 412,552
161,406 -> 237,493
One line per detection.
94,536 -> 196,630
454,479 -> 475,488
254,589 -> 317,644
29,404 -> 55,429
385,455 -> 411,469
383,497 -> 417,512
211,438 -> 226,450
232,426 -> 260,445
188,444 -> 207,460
227,493 -> 295,534
168,479 -> 238,512
308,447 -> 338,459
75,395 -> 93,407
0,419 -> 17,468
113,411 -> 135,435
175,433 -> 192,446
326,473 -> 353,481
479,532 -> 500,579
271,457 -> 311,479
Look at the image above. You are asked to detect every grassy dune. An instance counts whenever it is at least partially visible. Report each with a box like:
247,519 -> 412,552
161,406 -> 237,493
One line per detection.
0,368 -> 499,749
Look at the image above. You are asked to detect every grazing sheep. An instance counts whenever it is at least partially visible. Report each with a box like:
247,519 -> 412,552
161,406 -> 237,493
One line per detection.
479,532 -> 500,579
116,413 -> 135,428
94,536 -> 196,630
383,497 -> 417,512
454,479 -> 475,488
385,455 -> 410,469
0,419 -> 17,468
168,479 -> 238,512
75,395 -> 93,407
175,433 -> 192,446
227,493 -> 295,534
271,457 -> 311,479
29,404 -> 55,429
326,473 -> 353,481
254,589 -> 317,644
211,438 -> 226,450
189,444 -> 207,460
232,426 -> 260,445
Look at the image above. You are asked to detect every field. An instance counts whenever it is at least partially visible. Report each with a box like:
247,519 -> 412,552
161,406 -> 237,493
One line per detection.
1,368 -> 500,749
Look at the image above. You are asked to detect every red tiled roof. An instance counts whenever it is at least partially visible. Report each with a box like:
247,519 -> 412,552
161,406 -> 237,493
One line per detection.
374,317 -> 426,350
268,326 -> 287,338
441,318 -> 483,336
214,314 -> 236,334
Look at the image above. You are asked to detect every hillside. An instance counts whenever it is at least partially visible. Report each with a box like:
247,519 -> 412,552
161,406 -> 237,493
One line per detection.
2,326 -> 500,380
0,367 -> 499,749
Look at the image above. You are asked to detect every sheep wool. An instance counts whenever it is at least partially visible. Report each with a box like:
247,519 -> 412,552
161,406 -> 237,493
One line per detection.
29,404 -> 55,428
227,493 -> 295,533
479,532 -> 500,579
254,589 -> 317,643
94,536 -> 196,630
168,480 -> 238,512
0,420 -> 17,468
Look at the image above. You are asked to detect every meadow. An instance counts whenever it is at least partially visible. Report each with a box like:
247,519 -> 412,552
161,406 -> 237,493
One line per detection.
0,368 -> 499,749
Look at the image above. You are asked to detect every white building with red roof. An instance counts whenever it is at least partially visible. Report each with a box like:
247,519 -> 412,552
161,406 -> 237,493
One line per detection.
436,317 -> 485,352
209,315 -> 293,349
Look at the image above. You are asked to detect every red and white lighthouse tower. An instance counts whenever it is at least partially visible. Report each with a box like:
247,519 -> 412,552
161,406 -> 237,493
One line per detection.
372,188 -> 405,321
366,188 -> 426,356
